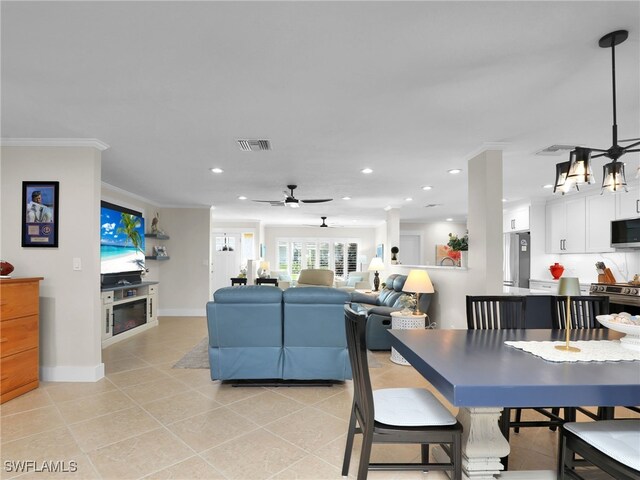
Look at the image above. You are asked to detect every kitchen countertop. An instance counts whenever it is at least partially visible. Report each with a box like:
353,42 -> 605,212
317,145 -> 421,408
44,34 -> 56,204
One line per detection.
502,286 -> 552,295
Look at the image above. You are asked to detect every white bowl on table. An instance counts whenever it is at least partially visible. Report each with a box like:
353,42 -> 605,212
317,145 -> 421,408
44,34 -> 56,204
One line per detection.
596,315 -> 640,351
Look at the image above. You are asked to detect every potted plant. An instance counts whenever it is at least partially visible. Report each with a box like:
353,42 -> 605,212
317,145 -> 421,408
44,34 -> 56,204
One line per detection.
391,246 -> 399,264
447,232 -> 469,267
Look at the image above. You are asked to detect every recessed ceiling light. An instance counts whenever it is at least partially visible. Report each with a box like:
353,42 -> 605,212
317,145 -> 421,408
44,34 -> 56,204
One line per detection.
421,185 -> 433,191
210,168 -> 223,174
361,168 -> 373,174
342,196 -> 351,200
238,196 -> 247,200
405,197 -> 413,202
543,184 -> 554,189
446,218 -> 453,221
448,169 -> 462,174
384,206 -> 392,211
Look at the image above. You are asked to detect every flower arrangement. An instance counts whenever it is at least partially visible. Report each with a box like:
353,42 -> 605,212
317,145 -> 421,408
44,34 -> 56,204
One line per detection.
398,293 -> 417,314
447,232 -> 468,251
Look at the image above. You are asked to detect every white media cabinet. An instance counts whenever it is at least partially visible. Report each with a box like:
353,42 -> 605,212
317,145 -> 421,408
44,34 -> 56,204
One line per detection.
101,281 -> 158,347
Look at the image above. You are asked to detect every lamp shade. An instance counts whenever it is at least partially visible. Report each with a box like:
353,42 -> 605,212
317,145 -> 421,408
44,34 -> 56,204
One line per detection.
403,270 -> 434,294
553,161 -> 578,195
601,161 -> 628,192
557,277 -> 580,296
259,260 -> 270,270
567,148 -> 595,185
368,257 -> 384,272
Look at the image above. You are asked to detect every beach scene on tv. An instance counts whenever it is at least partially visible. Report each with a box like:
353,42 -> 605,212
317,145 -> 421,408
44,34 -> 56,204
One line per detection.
100,206 -> 146,274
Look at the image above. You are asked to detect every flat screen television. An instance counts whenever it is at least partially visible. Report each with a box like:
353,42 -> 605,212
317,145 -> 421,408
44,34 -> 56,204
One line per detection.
100,201 -> 146,275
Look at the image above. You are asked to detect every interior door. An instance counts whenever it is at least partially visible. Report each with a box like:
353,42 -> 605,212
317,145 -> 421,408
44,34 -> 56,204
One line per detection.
399,234 -> 421,265
212,234 -> 241,293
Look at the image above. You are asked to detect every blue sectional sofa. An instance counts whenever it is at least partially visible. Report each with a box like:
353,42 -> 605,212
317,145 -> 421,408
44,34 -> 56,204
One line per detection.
350,273 -> 433,350
206,285 -> 352,381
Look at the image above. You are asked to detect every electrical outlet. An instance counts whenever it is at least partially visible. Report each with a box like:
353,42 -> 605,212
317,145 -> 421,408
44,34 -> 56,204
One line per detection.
73,258 -> 82,271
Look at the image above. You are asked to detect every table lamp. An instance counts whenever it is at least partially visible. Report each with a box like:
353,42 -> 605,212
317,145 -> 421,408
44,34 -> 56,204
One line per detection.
555,277 -> 581,352
403,270 -> 434,315
368,257 -> 385,291
258,261 -> 270,278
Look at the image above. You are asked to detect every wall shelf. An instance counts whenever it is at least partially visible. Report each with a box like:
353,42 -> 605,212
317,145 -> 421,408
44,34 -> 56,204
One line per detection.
145,233 -> 170,240
145,255 -> 170,261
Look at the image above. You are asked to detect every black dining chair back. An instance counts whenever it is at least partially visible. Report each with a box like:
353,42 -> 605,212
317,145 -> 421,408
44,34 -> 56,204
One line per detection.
466,296 -> 527,330
551,296 -> 609,329
343,305 -> 462,480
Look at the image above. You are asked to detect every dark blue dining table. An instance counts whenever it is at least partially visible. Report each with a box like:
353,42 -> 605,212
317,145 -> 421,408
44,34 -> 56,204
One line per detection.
389,328 -> 640,480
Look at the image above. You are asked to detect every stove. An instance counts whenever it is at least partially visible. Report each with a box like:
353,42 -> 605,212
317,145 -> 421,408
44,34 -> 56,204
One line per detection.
589,283 -> 640,307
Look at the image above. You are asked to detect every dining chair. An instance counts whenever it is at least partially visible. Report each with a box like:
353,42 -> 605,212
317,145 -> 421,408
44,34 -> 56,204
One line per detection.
558,419 -> 640,480
342,305 -> 462,480
465,295 -> 566,467
551,296 -> 617,422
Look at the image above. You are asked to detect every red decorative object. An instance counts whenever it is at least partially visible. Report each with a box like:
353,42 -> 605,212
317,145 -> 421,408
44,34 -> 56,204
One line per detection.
0,260 -> 14,276
549,262 -> 564,280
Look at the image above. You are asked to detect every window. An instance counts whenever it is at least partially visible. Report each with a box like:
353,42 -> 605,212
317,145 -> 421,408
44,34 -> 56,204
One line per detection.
276,237 -> 360,277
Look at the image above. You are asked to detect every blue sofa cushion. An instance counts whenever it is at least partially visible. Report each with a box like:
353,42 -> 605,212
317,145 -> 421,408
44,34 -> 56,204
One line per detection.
207,286 -> 283,380
282,287 -> 352,380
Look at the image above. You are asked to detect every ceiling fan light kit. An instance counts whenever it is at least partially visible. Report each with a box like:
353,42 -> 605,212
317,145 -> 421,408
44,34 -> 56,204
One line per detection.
553,30 -> 639,195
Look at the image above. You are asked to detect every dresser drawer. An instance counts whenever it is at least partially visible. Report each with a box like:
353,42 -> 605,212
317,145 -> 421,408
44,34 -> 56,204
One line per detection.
1,348 -> 39,394
0,281 -> 39,319
0,315 -> 38,358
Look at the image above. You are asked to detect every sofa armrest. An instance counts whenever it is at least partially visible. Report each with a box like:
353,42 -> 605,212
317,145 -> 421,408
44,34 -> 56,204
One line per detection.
367,305 -> 399,317
354,281 -> 370,290
351,291 -> 378,304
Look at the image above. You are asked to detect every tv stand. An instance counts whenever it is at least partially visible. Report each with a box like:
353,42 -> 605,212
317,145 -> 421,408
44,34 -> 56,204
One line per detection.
101,281 -> 158,347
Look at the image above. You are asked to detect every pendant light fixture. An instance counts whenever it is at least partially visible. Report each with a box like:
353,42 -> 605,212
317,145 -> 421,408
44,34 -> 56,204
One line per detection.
553,30 -> 640,194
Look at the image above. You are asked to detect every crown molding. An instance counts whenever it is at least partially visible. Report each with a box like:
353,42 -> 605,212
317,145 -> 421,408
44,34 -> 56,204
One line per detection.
101,182 -> 161,207
0,138 -> 110,151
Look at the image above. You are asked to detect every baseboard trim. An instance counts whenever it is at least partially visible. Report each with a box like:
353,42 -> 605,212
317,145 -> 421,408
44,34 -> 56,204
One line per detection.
158,308 -> 205,317
40,363 -> 105,382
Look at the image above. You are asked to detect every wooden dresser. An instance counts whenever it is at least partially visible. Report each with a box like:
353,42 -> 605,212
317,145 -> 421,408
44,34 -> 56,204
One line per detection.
0,277 -> 43,404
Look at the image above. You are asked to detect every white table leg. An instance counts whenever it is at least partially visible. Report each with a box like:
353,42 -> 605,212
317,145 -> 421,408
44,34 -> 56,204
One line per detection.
459,407 -> 510,480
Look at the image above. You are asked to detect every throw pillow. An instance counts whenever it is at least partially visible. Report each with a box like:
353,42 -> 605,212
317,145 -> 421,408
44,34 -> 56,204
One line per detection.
347,276 -> 363,287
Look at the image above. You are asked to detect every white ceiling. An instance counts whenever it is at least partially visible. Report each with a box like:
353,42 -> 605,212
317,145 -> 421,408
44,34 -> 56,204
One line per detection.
2,1 -> 639,227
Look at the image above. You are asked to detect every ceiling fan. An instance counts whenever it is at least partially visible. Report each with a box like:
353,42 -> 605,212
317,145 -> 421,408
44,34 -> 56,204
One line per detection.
252,185 -> 333,208
304,216 -> 338,228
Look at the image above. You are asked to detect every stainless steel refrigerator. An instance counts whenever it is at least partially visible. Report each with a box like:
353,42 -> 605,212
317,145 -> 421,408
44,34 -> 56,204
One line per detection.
503,232 -> 531,288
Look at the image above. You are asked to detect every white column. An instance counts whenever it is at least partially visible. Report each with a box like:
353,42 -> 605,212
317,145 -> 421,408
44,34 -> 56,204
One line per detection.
386,208 -> 400,268
467,150 -> 503,295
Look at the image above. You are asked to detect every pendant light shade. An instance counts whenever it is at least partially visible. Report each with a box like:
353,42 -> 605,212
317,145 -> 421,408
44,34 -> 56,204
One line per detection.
567,148 -> 595,185
601,161 -> 628,192
553,161 -> 578,195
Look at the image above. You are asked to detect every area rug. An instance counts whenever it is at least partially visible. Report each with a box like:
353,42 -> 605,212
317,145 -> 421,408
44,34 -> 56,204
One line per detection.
173,338 -> 383,369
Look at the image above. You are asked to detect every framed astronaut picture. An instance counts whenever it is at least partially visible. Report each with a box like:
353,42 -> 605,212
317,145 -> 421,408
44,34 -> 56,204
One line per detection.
22,181 -> 59,247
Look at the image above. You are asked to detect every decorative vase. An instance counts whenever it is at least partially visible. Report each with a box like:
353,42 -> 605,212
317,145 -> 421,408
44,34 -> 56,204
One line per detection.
549,262 -> 564,280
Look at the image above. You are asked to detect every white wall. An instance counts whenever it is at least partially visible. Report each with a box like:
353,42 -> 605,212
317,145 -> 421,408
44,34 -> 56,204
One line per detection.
159,208 -> 210,315
2,145 -> 103,381
401,221 -> 467,265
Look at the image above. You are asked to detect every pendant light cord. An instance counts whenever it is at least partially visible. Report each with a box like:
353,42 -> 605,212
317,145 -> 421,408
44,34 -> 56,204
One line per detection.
611,39 -> 618,147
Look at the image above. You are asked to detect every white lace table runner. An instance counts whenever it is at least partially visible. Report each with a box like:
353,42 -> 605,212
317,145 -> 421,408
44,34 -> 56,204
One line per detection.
504,340 -> 640,363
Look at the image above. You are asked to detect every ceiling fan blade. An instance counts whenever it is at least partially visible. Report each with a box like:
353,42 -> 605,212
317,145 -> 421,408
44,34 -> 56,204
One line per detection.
300,198 -> 333,203
252,200 -> 285,206
620,137 -> 640,143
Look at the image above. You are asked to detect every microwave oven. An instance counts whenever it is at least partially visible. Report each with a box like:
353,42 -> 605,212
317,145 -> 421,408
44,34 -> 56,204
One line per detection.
611,217 -> 640,248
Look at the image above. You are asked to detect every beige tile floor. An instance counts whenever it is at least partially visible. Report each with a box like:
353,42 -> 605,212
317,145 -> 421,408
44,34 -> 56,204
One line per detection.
0,316 -> 624,479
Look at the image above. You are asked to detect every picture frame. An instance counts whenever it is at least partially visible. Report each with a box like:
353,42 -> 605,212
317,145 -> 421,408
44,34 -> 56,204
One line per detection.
376,243 -> 384,261
22,181 -> 59,248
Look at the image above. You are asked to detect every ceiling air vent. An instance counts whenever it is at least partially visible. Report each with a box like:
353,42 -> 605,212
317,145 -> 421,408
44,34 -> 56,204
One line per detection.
236,139 -> 271,152
535,144 -> 576,156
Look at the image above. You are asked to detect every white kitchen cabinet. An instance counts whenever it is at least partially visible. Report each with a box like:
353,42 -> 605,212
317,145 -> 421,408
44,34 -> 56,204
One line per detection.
616,190 -> 640,219
529,279 -> 590,295
545,197 -> 585,253
503,206 -> 530,232
585,194 -> 615,253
